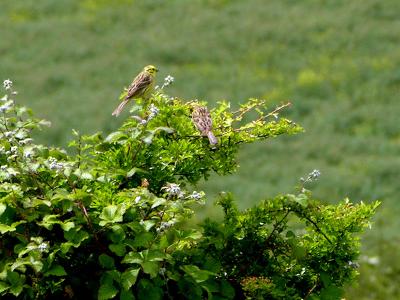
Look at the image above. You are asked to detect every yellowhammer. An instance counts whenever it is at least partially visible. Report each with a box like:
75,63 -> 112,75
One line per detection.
191,105 -> 218,145
112,65 -> 158,116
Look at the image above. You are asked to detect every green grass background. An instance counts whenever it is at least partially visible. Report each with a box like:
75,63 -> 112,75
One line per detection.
1,0 -> 399,298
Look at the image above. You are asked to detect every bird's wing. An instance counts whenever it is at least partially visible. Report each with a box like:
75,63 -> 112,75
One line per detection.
125,72 -> 152,99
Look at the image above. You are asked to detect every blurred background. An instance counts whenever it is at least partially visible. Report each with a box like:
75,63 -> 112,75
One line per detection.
1,0 -> 399,298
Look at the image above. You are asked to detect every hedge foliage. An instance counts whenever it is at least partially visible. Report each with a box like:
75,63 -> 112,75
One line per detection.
0,83 -> 378,299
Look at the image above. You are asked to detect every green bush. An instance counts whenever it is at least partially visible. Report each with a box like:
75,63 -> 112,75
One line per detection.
0,82 -> 378,299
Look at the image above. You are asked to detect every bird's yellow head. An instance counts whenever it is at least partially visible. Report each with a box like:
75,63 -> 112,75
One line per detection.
143,65 -> 158,76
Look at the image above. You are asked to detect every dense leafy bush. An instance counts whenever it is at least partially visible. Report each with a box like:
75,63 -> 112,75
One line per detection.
0,82 -> 378,299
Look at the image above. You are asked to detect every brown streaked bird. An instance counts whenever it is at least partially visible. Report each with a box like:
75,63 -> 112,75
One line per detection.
191,105 -> 218,145
112,65 -> 158,117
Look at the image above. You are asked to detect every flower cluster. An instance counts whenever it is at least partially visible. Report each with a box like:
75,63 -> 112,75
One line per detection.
164,75 -> 174,86
158,75 -> 174,90
189,191 -> 203,200
47,157 -> 64,172
134,104 -> 160,126
38,242 -> 48,253
0,101 -> 12,113
156,220 -> 176,233
148,103 -> 159,121
300,169 -> 321,184
3,79 -> 13,91
162,183 -> 182,198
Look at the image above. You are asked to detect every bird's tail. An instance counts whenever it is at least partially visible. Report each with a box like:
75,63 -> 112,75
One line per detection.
207,131 -> 218,145
112,99 -> 130,117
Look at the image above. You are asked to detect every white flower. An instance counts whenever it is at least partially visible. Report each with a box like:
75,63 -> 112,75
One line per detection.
47,157 -> 64,171
24,148 -> 35,159
3,79 -> 13,90
38,242 -> 48,252
134,196 -> 141,204
10,146 -> 18,153
148,104 -> 159,121
161,75 -> 174,88
189,191 -> 203,200
162,183 -> 181,197
310,169 -> 321,179
156,220 -> 176,233
0,102 -> 12,113
301,169 -> 321,183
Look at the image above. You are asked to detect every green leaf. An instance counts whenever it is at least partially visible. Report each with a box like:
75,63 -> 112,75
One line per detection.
99,254 -> 115,269
98,283 -> 118,300
105,132 -> 128,143
120,289 -> 135,300
0,203 -> 6,216
294,193 -> 308,207
132,232 -> 154,247
220,279 -> 235,298
137,279 -> 163,300
121,268 -> 140,290
319,285 -> 344,300
109,243 -> 126,257
60,221 -> 75,231
0,221 -> 26,234
0,281 -> 10,293
181,265 -> 215,283
39,214 -> 60,230
141,261 -> 159,278
44,265 -> 67,277
141,220 -> 155,232
151,198 -> 166,209
122,251 -> 142,265
99,205 -> 126,226
110,225 -> 126,243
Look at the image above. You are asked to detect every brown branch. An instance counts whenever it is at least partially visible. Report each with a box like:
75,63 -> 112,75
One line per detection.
265,210 -> 291,245
302,214 -> 333,245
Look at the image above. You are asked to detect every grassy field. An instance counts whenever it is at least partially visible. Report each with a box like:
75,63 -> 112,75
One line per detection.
1,0 -> 399,298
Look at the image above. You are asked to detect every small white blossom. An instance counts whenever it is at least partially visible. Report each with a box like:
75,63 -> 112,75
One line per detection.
0,102 -> 12,113
347,261 -> 359,269
162,183 -> 181,197
159,267 -> 166,276
4,131 -> 15,138
10,146 -> 18,153
147,104 -> 159,121
189,191 -> 203,200
3,79 -> 13,90
0,165 -> 7,171
38,242 -> 48,252
156,220 -> 175,233
24,148 -> 35,159
47,157 -> 64,171
301,169 -> 321,184
309,169 -> 321,179
134,196 -> 141,204
161,75 -> 174,89
0,146 -> 5,153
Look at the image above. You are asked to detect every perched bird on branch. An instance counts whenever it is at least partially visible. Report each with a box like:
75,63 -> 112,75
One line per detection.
112,65 -> 158,116
191,105 -> 218,145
